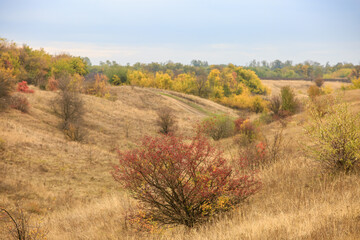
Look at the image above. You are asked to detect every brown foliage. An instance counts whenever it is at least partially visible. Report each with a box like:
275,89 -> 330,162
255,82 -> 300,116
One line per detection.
307,85 -> 322,99
156,107 -> 177,135
52,74 -> 85,141
269,95 -> 281,116
9,93 -> 30,113
314,78 -> 324,88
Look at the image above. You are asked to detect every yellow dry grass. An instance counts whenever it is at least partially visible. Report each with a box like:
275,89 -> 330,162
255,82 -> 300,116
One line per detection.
1,85 -> 359,239
261,80 -> 349,97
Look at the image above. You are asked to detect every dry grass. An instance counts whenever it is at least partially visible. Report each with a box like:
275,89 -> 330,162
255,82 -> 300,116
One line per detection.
262,80 -> 349,98
1,85 -> 359,239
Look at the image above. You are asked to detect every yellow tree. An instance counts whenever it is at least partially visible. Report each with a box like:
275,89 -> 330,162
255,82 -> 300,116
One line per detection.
154,72 -> 173,90
127,70 -> 154,87
173,73 -> 196,94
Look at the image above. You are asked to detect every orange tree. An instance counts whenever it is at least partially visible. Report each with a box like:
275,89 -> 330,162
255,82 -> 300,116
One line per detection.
112,135 -> 260,227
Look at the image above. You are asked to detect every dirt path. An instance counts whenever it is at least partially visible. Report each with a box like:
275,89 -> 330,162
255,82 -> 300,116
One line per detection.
158,93 -> 208,117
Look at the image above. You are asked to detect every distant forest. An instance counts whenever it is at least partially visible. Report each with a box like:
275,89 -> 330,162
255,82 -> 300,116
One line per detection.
1,38 -> 359,112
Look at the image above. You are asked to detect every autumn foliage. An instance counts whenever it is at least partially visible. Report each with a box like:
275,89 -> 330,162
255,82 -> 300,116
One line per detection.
112,135 -> 260,227
17,81 -> 34,93
199,114 -> 235,140
9,93 -> 30,113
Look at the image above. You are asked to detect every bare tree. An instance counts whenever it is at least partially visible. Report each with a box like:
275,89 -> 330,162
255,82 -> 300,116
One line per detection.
156,107 -> 177,135
52,73 -> 86,141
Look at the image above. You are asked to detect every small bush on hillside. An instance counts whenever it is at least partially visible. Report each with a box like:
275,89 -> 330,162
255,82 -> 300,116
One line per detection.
46,77 -> 58,91
238,142 -> 267,169
269,95 -> 281,116
307,95 -> 336,118
308,85 -> 333,99
0,70 -> 14,98
305,99 -> 360,173
17,81 -> 34,93
84,73 -> 110,97
9,93 -> 30,113
52,74 -> 85,141
350,77 -> 360,89
281,86 -> 299,114
200,114 -> 235,140
258,111 -> 273,124
251,96 -> 267,113
112,135 -> 260,228
263,129 -> 286,164
268,87 -> 300,120
307,85 -> 322,99
234,118 -> 258,144
156,107 -> 177,135
0,207 -> 47,240
314,78 -> 324,88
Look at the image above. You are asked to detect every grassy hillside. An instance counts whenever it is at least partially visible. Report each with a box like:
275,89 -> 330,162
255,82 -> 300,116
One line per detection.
1,85 -> 359,239
261,80 -> 349,97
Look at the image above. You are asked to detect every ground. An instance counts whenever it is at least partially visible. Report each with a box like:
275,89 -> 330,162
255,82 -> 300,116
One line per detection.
0,82 -> 359,239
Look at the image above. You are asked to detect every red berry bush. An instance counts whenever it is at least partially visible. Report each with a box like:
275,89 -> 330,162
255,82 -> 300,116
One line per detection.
17,81 -> 34,93
112,135 -> 260,228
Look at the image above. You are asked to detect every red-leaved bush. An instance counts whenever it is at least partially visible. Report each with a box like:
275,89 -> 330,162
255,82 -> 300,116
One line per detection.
112,135 -> 260,228
17,81 -> 34,93
234,118 -> 258,144
47,77 -> 58,91
238,142 -> 267,169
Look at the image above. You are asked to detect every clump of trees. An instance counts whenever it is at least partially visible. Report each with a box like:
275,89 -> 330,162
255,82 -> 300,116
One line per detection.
247,59 -> 358,80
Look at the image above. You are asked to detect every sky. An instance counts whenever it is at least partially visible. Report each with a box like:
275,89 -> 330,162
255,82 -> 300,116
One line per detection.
0,0 -> 359,66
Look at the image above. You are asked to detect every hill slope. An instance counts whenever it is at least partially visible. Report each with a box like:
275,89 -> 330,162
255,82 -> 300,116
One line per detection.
1,86 -> 359,239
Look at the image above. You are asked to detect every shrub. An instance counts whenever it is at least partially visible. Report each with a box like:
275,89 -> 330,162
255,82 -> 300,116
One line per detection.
305,100 -> 360,173
263,129 -> 286,164
314,78 -> 324,88
307,85 -> 322,99
307,95 -> 335,118
350,77 -> 360,89
156,107 -> 177,135
0,207 -> 47,240
200,114 -> 235,140
280,86 -> 299,114
238,142 -> 267,169
0,69 -> 14,99
46,77 -> 58,91
52,74 -> 85,141
9,93 -> 30,113
63,121 -> 86,141
251,96 -> 266,113
0,69 -> 15,110
17,81 -> 34,93
112,135 -> 260,227
269,95 -> 281,116
84,73 -> 110,97
234,118 -> 257,143
258,110 -> 273,124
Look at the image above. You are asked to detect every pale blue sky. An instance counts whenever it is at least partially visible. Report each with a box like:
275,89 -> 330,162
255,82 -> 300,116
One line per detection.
1,0 -> 359,65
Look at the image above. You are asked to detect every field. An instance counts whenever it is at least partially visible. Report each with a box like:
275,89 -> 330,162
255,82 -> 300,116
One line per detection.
1,82 -> 360,239
261,80 -> 349,97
